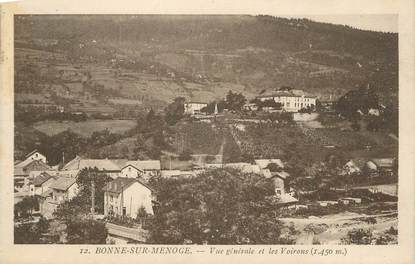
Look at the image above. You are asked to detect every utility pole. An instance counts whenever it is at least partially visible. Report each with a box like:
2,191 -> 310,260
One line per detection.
91,175 -> 95,218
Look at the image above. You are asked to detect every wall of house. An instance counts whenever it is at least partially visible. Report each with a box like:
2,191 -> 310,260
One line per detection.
121,166 -> 142,178
67,183 -> 79,200
104,192 -> 121,216
32,178 -> 55,196
272,177 -> 285,196
123,182 -> 153,218
104,182 -> 153,218
259,96 -> 316,112
27,152 -> 47,164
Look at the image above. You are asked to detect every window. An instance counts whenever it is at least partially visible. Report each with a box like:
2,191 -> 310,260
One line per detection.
275,189 -> 282,195
110,195 -> 113,202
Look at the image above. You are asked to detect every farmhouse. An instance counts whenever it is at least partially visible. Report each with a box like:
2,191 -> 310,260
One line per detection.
256,89 -> 316,112
49,177 -> 79,204
29,172 -> 56,196
62,156 -> 127,178
342,158 -> 367,176
184,101 -> 208,115
14,159 -> 51,191
366,158 -> 396,177
103,177 -> 154,217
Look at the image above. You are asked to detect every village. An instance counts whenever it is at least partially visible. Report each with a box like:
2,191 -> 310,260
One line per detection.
14,86 -> 398,245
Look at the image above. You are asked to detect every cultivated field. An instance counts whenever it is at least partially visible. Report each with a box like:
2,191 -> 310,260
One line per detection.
33,119 -> 137,136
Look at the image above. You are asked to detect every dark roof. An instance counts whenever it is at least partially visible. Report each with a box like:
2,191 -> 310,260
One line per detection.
33,172 -> 54,186
102,177 -> 153,193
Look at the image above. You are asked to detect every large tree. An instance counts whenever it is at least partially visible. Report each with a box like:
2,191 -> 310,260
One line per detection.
165,97 -> 186,125
225,91 -> 247,111
76,167 -> 113,214
147,168 -> 291,244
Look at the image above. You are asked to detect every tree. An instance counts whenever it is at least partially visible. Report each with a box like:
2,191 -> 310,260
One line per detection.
341,228 -> 373,245
147,168 -> 290,244
76,167 -> 113,214
225,91 -> 246,111
14,217 -> 50,244
66,219 -> 108,244
15,196 -> 39,219
165,97 -> 186,125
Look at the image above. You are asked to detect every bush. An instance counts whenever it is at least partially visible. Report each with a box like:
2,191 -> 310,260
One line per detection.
341,228 -> 373,245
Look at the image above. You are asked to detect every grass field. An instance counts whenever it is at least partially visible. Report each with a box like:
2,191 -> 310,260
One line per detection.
33,119 -> 137,137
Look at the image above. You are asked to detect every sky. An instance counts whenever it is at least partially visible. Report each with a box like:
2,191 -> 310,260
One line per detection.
284,14 -> 398,33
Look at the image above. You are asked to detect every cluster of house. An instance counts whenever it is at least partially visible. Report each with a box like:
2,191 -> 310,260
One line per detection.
183,87 -> 317,117
14,150 -> 300,220
14,149 -> 397,222
342,157 -> 397,178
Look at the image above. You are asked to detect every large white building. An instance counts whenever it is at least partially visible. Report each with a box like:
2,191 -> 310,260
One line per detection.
257,89 -> 316,112
103,177 -> 154,217
184,102 -> 208,115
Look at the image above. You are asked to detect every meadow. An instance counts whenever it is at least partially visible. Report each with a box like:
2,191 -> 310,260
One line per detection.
32,119 -> 137,137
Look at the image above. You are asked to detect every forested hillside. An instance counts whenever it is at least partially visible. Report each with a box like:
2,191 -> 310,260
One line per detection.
15,15 -> 398,106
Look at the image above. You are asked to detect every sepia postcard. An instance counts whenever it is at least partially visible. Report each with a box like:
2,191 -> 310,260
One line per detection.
0,0 -> 414,263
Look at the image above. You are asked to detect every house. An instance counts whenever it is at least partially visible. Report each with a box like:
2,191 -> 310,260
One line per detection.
62,156 -> 127,178
29,172 -> 56,196
256,89 -> 316,112
120,163 -> 144,179
49,177 -> 78,203
103,177 -> 154,218
121,160 -> 161,180
14,159 -> 51,192
23,150 -> 47,164
184,102 -> 207,115
342,159 -> 367,176
366,158 -> 396,177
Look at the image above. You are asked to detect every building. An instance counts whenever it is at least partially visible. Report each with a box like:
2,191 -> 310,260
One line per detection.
103,177 -> 154,218
14,159 -> 51,192
184,102 -> 207,115
120,163 -> 144,179
342,158 -> 367,176
29,172 -> 56,196
49,177 -> 79,203
256,89 -> 316,112
21,150 -> 47,164
366,158 -> 397,177
121,160 -> 161,180
62,156 -> 128,178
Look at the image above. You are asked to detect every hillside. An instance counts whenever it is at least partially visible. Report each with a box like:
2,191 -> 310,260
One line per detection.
14,15 -> 398,110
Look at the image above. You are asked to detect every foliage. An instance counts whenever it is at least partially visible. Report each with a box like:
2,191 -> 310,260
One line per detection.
15,196 -> 39,219
341,228 -> 373,245
76,167 -> 113,214
165,97 -> 186,125
66,219 -> 108,244
335,85 -> 379,121
147,168 -> 291,244
14,217 -> 50,244
225,91 -> 247,112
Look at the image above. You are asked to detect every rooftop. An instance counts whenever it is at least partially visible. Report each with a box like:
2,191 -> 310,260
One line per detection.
33,172 -> 54,186
102,177 -> 153,193
49,177 -> 77,191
